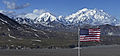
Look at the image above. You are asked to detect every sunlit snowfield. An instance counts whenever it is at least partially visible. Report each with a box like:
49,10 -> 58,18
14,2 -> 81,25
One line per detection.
0,45 -> 120,56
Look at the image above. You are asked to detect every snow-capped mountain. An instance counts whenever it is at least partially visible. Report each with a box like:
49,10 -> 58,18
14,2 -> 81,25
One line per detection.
64,8 -> 118,25
14,17 -> 34,25
13,8 -> 119,27
34,12 -> 57,24
13,12 -> 58,28
58,15 -> 66,23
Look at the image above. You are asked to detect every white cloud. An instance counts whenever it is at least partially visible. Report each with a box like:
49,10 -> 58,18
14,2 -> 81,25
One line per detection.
0,10 -> 15,16
3,1 -> 30,9
16,9 -> 47,20
33,9 -> 46,15
25,13 -> 38,20
0,9 -> 47,19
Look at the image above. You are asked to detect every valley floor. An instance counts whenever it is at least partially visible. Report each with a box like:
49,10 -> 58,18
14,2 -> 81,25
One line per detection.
0,45 -> 120,56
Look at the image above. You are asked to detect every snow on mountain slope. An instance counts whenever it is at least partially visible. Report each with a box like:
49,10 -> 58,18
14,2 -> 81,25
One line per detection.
34,12 -> 57,24
14,12 -> 58,26
65,8 -> 118,25
13,8 -> 119,27
14,17 -> 34,25
58,15 -> 66,23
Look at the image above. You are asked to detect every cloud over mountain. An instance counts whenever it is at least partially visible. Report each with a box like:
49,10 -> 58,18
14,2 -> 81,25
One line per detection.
33,9 -> 46,15
17,9 -> 47,20
3,1 -> 30,10
0,10 -> 15,17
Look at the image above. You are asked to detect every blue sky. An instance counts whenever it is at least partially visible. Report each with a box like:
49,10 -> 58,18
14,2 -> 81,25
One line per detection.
0,0 -> 120,19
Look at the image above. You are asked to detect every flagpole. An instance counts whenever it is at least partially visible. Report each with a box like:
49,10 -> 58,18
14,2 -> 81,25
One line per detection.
78,25 -> 81,56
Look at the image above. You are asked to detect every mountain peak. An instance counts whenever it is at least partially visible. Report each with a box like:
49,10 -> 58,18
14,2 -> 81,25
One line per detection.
35,12 -> 57,24
64,8 -> 118,25
78,8 -> 88,12
41,12 -> 52,16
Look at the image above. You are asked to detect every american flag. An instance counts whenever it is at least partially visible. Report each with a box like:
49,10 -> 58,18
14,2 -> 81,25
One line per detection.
80,28 -> 100,42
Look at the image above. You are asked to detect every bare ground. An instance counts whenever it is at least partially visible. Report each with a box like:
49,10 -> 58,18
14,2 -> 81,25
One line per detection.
0,45 -> 120,56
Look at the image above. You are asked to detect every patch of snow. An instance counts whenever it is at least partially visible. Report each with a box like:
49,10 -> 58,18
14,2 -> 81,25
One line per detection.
32,29 -> 38,31
58,16 -> 63,19
40,31 -> 46,34
32,44 -> 36,45
8,34 -> 16,39
8,40 -> 11,41
7,28 -> 10,31
17,38 -> 23,40
0,18 -> 8,23
32,39 -> 41,42
108,32 -> 113,36
1,22 -> 4,24
34,34 -> 39,37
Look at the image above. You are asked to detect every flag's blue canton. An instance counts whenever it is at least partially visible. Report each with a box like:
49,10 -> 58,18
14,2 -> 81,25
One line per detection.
80,29 -> 89,35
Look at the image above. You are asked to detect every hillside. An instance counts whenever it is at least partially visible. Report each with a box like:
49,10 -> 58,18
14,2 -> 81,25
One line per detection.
0,13 -> 77,49
0,12 -> 120,49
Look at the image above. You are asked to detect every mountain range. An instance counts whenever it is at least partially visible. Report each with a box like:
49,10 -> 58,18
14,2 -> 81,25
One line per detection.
12,8 -> 119,27
0,8 -> 120,48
